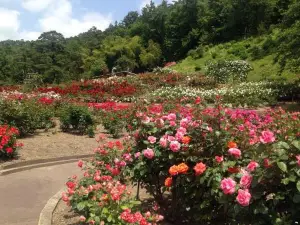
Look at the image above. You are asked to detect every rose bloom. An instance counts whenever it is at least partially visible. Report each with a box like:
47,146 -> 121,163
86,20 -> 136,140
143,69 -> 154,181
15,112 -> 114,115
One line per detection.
264,158 -> 272,168
236,189 -> 251,207
170,141 -> 181,152
78,160 -> 83,168
259,130 -> 276,144
164,177 -> 173,187
296,155 -> 300,166
79,216 -> 86,222
167,113 -> 176,121
143,148 -> 155,159
220,178 -> 236,195
193,162 -> 206,176
182,136 -> 191,145
228,148 -> 241,158
240,174 -> 252,189
5,147 -> 13,154
159,137 -> 168,148
247,161 -> 259,172
228,167 -> 240,173
227,141 -> 237,148
148,136 -> 157,144
177,163 -> 189,174
215,156 -> 224,163
169,165 -> 178,176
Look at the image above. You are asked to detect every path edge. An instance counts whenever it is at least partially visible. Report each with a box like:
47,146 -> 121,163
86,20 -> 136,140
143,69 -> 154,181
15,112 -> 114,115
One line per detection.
38,188 -> 64,225
0,154 -> 92,176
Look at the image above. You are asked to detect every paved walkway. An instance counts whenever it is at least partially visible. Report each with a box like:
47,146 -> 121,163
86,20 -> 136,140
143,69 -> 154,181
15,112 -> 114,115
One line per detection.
0,163 -> 81,225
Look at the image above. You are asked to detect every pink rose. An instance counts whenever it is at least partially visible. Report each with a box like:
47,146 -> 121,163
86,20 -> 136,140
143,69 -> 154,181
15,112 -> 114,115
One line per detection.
247,161 -> 259,172
134,152 -> 141,158
167,113 -> 176,121
170,121 -> 176,126
180,118 -> 189,128
236,189 -> 251,207
159,137 -> 168,148
296,155 -> 300,166
175,131 -> 184,141
142,116 -> 151,124
215,156 -> 224,163
143,148 -> 155,159
228,148 -> 241,159
148,136 -> 157,144
239,174 -> 252,189
177,127 -> 187,134
220,178 -> 236,195
259,130 -> 276,144
170,141 -> 181,152
79,216 -> 86,222
168,136 -> 176,142
78,160 -> 83,168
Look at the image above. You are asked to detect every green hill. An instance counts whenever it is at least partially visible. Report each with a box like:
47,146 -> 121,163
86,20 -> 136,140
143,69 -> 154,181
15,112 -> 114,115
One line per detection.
173,30 -> 296,81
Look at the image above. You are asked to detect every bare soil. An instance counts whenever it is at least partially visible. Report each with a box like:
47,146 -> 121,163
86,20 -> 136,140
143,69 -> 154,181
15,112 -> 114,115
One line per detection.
0,124 -> 113,169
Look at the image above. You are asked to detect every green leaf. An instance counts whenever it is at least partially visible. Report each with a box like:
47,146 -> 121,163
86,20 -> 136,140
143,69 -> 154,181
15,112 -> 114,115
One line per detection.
297,181 -> 300,192
107,215 -> 112,222
102,207 -> 108,214
168,154 -> 174,159
277,162 -> 287,172
121,205 -> 129,210
293,194 -> 300,203
278,141 -> 290,150
292,140 -> 300,150
76,202 -> 85,211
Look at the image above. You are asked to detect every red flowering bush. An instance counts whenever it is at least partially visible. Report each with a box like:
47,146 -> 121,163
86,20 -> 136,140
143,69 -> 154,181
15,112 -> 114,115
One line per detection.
125,100 -> 300,224
63,138 -> 164,225
0,125 -> 22,159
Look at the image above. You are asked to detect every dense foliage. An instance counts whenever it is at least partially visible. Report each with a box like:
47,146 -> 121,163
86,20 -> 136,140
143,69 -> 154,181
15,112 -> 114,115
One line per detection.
0,0 -> 300,84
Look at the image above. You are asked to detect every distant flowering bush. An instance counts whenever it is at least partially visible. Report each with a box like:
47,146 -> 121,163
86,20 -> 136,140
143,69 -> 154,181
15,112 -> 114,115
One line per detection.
0,125 -> 22,159
206,60 -> 253,83
125,100 -> 300,224
150,81 -> 277,106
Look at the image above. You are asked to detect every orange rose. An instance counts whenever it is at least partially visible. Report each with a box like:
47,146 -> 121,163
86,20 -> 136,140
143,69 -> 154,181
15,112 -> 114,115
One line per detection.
193,162 -> 206,176
227,141 -> 237,149
177,163 -> 189,174
182,136 -> 191,145
169,165 -> 179,176
164,177 -> 173,187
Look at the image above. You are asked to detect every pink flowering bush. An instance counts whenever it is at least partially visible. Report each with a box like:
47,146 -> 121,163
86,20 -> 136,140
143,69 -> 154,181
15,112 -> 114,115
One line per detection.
63,137 -> 163,225
124,99 -> 300,224
0,125 -> 22,159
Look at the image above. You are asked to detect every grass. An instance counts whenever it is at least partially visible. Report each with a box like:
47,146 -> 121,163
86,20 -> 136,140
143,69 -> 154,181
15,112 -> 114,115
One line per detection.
173,33 -> 297,82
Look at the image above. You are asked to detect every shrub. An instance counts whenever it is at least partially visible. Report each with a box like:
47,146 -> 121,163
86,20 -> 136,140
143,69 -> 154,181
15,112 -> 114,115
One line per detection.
206,60 -> 253,84
187,46 -> 204,59
227,44 -> 248,60
0,125 -> 22,159
0,100 -> 54,136
59,105 -> 94,134
62,139 -> 164,225
126,102 -> 300,224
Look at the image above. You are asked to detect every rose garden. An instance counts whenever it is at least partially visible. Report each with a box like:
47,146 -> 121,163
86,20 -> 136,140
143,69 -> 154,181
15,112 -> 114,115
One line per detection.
0,65 -> 299,225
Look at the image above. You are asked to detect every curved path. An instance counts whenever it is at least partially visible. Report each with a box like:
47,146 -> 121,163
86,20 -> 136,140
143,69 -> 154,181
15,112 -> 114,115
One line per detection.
0,163 -> 81,225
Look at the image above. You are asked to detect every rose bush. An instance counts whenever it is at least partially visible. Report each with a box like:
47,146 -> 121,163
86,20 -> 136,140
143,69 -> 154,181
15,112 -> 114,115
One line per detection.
0,125 -> 23,159
63,137 -> 164,225
125,100 -> 300,224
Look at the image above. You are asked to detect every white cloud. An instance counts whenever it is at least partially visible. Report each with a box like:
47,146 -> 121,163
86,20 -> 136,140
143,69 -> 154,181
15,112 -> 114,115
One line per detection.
23,0 -> 112,38
0,7 -> 20,40
19,31 -> 40,40
21,0 -> 55,12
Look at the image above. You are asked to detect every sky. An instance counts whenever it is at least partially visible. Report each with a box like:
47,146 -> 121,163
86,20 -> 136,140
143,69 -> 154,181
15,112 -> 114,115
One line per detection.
0,0 -> 175,41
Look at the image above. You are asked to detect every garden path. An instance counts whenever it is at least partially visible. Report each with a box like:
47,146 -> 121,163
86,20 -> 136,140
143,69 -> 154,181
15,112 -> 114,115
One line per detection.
0,162 -> 81,225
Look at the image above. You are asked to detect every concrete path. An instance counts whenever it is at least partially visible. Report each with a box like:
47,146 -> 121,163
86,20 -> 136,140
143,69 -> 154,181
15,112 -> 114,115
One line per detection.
0,163 -> 81,225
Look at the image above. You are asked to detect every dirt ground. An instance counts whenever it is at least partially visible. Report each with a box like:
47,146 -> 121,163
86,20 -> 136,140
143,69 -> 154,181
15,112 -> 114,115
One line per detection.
0,124 -> 112,169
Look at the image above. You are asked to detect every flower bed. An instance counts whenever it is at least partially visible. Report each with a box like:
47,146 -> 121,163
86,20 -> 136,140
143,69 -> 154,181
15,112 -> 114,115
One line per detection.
64,99 -> 300,224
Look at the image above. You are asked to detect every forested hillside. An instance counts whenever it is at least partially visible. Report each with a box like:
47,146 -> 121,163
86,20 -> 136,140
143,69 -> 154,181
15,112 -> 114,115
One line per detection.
0,0 -> 300,84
